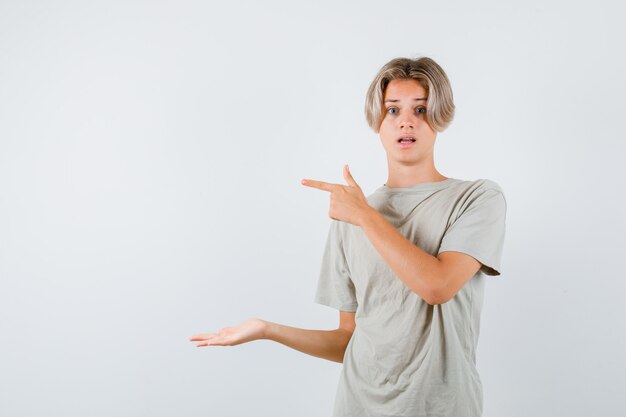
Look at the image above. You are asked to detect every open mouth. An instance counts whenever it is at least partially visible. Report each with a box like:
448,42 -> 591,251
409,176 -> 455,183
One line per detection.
398,136 -> 416,143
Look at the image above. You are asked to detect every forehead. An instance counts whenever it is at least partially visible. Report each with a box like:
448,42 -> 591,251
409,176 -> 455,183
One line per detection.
384,79 -> 427,100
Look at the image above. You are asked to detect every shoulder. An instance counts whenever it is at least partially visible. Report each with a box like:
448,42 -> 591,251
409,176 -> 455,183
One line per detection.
475,178 -> 505,196
453,178 -> 504,194
451,178 -> 506,203
444,179 -> 507,218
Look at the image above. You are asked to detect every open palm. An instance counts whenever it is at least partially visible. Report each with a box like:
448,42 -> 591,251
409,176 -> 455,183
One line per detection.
190,318 -> 267,347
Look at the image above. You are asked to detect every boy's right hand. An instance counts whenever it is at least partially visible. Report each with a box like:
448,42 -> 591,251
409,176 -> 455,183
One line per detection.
189,318 -> 268,347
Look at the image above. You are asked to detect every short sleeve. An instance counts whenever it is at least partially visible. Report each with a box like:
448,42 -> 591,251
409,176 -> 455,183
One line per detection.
314,221 -> 358,311
438,182 -> 507,276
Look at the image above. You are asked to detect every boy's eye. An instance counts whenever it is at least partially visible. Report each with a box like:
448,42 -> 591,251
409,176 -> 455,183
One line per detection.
416,107 -> 426,114
386,107 -> 398,114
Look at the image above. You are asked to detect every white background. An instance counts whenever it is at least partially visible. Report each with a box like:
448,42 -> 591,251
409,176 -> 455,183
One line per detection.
1,1 -> 625,416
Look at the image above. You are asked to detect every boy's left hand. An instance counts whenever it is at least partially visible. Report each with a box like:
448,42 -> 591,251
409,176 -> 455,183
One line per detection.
302,165 -> 373,226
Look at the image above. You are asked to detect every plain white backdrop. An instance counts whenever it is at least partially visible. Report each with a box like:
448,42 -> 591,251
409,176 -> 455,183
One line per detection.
1,1 -> 625,416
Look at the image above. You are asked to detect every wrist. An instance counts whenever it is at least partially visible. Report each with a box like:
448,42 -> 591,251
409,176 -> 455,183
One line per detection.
260,319 -> 274,340
358,206 -> 380,229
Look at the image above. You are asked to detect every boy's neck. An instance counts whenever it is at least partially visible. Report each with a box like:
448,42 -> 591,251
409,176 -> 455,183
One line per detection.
385,163 -> 447,188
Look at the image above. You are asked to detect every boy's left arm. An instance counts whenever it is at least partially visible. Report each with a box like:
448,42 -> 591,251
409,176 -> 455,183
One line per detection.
302,165 -> 481,305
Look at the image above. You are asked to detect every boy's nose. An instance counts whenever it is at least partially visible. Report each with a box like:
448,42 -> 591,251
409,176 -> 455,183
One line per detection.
400,118 -> 415,129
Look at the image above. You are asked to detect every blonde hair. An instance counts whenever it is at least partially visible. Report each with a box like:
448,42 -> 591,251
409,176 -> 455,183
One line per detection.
365,57 -> 455,132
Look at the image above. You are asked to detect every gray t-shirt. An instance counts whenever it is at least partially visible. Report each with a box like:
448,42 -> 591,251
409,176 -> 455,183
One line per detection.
315,178 -> 506,417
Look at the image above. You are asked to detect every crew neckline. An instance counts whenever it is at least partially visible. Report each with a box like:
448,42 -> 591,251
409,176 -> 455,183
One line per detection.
380,177 -> 459,192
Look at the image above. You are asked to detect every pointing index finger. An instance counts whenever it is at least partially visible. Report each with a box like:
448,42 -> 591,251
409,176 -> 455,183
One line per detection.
301,179 -> 335,192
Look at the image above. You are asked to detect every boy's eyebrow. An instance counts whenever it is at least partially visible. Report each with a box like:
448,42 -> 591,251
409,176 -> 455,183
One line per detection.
384,98 -> 427,103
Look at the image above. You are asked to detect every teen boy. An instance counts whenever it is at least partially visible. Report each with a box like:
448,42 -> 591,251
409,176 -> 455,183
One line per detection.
190,57 -> 506,417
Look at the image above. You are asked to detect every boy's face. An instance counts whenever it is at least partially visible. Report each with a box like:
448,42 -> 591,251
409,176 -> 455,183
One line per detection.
378,79 -> 437,168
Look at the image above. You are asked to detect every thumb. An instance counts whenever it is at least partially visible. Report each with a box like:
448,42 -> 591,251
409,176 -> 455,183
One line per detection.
343,164 -> 359,187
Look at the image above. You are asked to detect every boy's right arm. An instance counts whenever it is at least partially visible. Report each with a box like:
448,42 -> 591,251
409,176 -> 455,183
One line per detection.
189,311 -> 356,364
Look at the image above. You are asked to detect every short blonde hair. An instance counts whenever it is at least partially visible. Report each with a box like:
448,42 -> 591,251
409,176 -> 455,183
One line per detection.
365,57 -> 455,132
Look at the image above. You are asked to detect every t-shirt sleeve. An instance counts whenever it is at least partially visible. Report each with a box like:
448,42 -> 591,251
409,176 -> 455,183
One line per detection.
438,181 -> 507,276
314,221 -> 358,312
